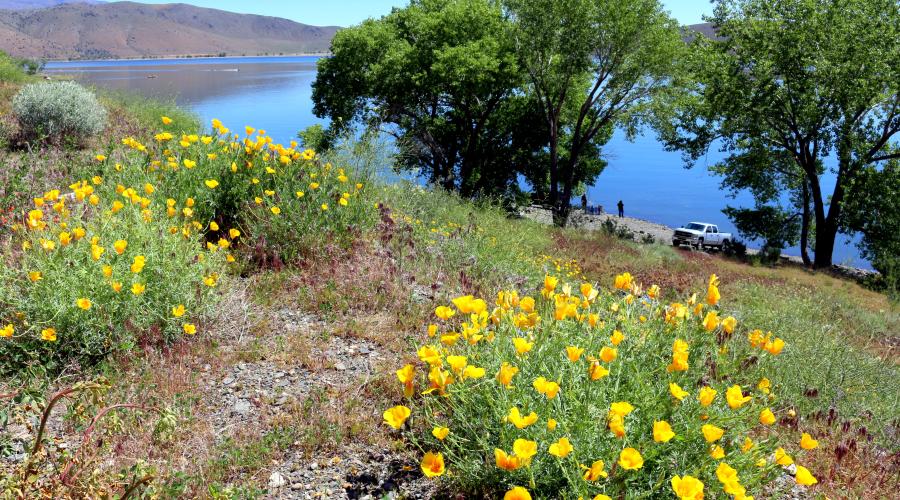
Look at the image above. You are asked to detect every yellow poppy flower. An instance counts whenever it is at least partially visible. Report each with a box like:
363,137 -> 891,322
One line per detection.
669,382 -> 689,401
698,386 -> 717,407
503,487 -> 531,500
432,426 -> 449,441
800,433 -> 819,450
599,346 -> 617,363
795,465 -> 817,486
653,420 -> 675,443
671,475 -> 704,500
495,448 -> 521,471
506,407 -> 538,429
183,323 -> 196,335
702,424 -> 724,443
618,448 -> 644,470
513,337 -> 533,355
41,327 -> 57,342
131,282 -> 145,295
205,179 -> 219,189
382,405 -> 411,429
76,298 -> 91,310
420,451 -> 445,478
548,437 -> 573,458
726,385 -> 752,409
581,459 -> 607,481
565,345 -> 584,362
760,408 -> 776,425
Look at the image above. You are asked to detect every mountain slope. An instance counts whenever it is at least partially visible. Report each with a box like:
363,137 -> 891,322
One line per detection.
0,1 -> 338,59
0,0 -> 102,10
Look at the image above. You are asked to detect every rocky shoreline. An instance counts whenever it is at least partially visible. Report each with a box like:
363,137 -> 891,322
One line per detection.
520,206 -> 879,283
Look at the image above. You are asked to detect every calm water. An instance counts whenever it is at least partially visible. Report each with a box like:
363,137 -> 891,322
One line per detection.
45,56 -> 866,267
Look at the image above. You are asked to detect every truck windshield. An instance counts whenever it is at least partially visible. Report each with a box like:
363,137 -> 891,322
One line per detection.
684,223 -> 706,230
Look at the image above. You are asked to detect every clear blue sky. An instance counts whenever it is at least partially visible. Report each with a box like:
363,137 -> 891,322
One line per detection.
135,0 -> 714,27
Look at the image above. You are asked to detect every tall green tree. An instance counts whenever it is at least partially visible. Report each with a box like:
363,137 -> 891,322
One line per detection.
312,0 -> 540,198
505,0 -> 683,225
661,0 -> 900,268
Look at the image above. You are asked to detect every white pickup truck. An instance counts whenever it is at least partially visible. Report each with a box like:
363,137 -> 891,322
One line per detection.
673,222 -> 733,250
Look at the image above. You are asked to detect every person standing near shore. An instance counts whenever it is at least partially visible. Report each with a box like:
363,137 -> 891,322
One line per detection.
617,200 -> 624,218
581,194 -> 588,212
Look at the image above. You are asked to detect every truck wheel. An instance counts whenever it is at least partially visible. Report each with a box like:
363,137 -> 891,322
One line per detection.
672,240 -> 679,247
722,239 -> 732,253
696,238 -> 704,250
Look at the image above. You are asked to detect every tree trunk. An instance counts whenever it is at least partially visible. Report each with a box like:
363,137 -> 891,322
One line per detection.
548,124 -> 565,226
806,172 -> 834,269
800,179 -> 811,267
813,222 -> 836,269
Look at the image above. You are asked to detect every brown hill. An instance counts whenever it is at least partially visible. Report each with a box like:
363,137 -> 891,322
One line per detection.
0,1 -> 104,10
0,1 -> 338,59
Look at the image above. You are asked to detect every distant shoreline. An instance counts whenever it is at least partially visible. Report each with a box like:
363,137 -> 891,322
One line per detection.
44,53 -> 330,64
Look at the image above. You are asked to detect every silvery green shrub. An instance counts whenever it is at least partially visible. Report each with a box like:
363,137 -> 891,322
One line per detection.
12,81 -> 107,142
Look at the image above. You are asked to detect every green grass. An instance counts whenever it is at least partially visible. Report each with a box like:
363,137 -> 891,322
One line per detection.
0,51 -> 30,85
730,282 -> 899,445
99,88 -> 202,133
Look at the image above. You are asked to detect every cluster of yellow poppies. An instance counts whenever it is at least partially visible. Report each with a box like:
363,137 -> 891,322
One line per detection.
385,271 -> 819,498
2,117 -> 369,363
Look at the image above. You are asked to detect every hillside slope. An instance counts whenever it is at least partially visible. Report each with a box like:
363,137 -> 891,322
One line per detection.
0,0 -> 102,10
0,1 -> 338,59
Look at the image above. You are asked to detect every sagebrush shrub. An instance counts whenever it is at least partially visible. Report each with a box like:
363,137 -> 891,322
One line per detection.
12,81 -> 107,143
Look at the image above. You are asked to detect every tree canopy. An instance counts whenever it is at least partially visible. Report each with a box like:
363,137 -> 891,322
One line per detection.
506,0 -> 684,225
660,0 -> 900,268
312,0 -> 542,199
313,0 -> 682,219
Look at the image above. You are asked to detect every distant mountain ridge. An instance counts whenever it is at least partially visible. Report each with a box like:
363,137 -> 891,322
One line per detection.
0,0 -> 102,9
0,1 -> 338,60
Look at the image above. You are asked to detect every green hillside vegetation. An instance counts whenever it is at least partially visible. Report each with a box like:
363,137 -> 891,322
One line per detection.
0,2 -> 898,499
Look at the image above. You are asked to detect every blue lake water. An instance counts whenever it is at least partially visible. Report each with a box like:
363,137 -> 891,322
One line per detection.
45,56 -> 867,268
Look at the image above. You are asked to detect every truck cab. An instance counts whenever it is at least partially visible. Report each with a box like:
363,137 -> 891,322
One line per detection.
673,222 -> 732,250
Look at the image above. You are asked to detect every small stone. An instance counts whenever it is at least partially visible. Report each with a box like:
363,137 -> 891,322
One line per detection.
309,462 -> 319,470
223,376 -> 234,385
291,483 -> 303,490
358,346 -> 370,354
269,471 -> 287,489
334,362 -> 347,371
233,400 -> 252,415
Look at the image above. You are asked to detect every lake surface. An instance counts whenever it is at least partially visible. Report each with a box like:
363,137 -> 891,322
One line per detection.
45,56 -> 866,267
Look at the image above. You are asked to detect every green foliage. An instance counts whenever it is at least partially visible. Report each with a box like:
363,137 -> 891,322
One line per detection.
841,163 -> 900,295
313,0 -> 544,201
12,81 -> 107,144
722,205 -> 800,251
506,0 -> 684,225
0,184 -> 224,374
0,51 -> 29,84
402,278 -> 788,498
100,89 -> 200,134
660,0 -> 900,268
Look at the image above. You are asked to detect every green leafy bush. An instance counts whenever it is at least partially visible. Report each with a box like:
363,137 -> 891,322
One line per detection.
12,81 -> 107,144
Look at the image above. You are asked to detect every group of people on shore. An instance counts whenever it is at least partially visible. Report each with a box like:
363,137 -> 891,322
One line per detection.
581,194 -> 625,217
